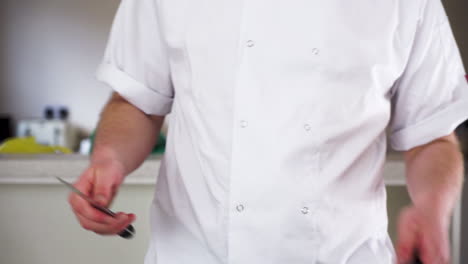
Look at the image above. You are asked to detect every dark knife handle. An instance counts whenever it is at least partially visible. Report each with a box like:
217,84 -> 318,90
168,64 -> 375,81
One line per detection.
92,205 -> 135,239
118,224 -> 135,239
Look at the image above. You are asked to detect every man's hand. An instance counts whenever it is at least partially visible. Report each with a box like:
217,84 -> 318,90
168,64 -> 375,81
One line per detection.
396,205 -> 451,264
396,133 -> 463,264
68,160 -> 136,235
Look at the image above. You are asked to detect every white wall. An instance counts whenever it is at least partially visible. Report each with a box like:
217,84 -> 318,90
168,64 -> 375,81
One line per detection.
0,0 -> 120,132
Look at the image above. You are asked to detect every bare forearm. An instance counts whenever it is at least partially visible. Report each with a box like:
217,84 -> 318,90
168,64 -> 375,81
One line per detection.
92,92 -> 165,175
404,133 -> 464,216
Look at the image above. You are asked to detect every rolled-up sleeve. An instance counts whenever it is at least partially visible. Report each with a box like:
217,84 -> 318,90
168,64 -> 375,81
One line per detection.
96,0 -> 173,115
389,0 -> 468,151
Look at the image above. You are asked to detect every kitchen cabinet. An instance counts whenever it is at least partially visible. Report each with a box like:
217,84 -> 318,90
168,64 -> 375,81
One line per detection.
0,154 -> 462,264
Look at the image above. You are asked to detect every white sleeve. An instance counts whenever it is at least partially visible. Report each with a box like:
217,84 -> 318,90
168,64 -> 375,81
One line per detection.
389,0 -> 468,151
96,0 -> 173,115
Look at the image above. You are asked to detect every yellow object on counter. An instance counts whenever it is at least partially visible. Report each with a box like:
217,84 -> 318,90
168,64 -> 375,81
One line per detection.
0,137 -> 72,154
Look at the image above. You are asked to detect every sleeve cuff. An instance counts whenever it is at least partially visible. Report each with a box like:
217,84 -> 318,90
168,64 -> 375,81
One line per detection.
390,98 -> 468,151
96,63 -> 174,116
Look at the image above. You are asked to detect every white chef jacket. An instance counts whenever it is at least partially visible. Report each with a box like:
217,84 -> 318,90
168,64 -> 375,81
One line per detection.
97,0 -> 468,263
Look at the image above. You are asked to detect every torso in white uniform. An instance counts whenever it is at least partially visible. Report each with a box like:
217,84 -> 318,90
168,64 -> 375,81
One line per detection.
96,0 -> 468,263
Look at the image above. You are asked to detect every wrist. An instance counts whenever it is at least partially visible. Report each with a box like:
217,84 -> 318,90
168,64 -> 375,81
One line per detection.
90,147 -> 127,176
413,193 -> 454,224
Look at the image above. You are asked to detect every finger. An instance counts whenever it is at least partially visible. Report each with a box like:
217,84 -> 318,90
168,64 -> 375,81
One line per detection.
68,168 -> 94,212
73,168 -> 94,196
69,193 -> 115,224
419,228 -> 450,264
93,213 -> 135,236
396,209 -> 419,263
113,213 -> 137,235
76,213 -> 131,235
92,167 -> 114,207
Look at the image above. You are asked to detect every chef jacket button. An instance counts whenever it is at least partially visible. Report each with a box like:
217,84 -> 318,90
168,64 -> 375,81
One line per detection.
246,40 -> 255,47
236,204 -> 245,212
304,124 -> 311,131
301,207 -> 309,214
240,120 -> 248,128
312,48 -> 320,55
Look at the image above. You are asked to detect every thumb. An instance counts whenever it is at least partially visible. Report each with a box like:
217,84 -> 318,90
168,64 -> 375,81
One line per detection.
92,167 -> 113,207
396,208 -> 419,264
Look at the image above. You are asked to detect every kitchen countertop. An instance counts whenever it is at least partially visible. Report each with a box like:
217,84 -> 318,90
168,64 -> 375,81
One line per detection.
0,154 -> 162,184
0,152 -> 406,185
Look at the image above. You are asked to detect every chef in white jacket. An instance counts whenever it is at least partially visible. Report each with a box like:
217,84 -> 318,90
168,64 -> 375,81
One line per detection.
68,0 -> 468,263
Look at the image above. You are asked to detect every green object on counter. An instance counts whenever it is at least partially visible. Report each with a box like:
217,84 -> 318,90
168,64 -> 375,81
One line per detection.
152,134 -> 166,154
0,137 -> 72,154
89,132 -> 166,155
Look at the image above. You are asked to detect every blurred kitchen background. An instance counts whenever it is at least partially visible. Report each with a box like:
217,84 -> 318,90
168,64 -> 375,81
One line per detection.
0,0 -> 467,263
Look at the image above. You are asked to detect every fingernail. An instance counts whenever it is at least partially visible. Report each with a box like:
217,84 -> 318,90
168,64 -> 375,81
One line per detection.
127,214 -> 136,222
